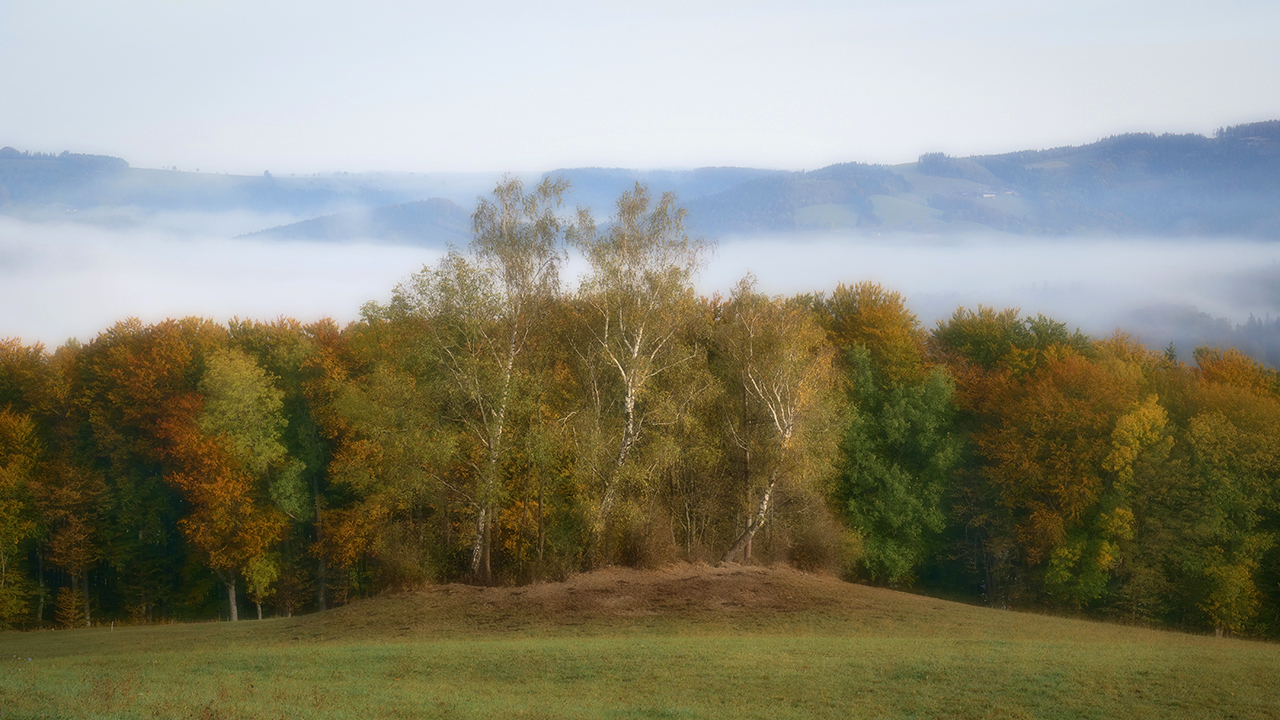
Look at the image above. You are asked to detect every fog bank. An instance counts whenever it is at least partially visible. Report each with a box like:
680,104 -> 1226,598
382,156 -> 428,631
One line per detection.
705,234 -> 1280,352
4,217 -> 1278,362
0,216 -> 440,347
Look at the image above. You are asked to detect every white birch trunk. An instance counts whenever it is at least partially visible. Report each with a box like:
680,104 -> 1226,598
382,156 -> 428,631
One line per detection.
722,474 -> 777,563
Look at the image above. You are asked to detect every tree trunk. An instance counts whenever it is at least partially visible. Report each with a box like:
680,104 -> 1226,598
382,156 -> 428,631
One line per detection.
312,475 -> 328,612
82,573 -> 91,628
256,601 -> 263,620
36,548 -> 45,624
592,378 -> 642,567
537,480 -> 545,567
469,328 -> 516,586
979,535 -> 1000,607
722,475 -> 777,564
227,579 -> 239,622
482,517 -> 492,583
470,507 -> 492,585
470,507 -> 485,577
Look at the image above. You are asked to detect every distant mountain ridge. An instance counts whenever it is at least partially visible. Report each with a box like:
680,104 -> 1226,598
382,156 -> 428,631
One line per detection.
4,119 -> 1279,240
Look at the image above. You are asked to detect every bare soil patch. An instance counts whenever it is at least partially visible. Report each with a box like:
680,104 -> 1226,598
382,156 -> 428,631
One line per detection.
301,562 -> 997,640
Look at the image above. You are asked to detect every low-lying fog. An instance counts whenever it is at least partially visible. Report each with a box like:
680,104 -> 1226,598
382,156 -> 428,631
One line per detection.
708,234 -> 1280,354
0,215 -> 440,346
3,215 -> 1278,363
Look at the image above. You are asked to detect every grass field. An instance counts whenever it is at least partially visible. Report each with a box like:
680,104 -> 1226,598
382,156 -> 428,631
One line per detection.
3,564 -> 1278,719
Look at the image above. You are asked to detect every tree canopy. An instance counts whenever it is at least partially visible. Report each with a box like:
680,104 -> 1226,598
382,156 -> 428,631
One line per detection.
0,181 -> 1277,639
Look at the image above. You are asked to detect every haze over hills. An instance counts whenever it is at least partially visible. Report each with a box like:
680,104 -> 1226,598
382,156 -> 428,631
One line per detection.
3,120 -> 1279,242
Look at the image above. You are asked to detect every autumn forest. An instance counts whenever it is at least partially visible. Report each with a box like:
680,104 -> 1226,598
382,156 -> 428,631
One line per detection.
2,179 -> 1278,639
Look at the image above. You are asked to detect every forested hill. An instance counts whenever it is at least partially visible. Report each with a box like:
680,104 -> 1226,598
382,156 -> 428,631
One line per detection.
0,146 -> 498,220
554,120 -> 1280,239
907,120 -> 1280,237
0,147 -> 390,215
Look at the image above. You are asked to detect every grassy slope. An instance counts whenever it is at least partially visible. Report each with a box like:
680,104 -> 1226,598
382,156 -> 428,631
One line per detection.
2,564 -> 1278,719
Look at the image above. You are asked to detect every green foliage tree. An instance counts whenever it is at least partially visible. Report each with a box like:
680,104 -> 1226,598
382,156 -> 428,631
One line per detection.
188,347 -> 299,620
228,318 -> 329,608
839,347 -> 960,583
199,347 -> 308,519
243,553 -> 279,620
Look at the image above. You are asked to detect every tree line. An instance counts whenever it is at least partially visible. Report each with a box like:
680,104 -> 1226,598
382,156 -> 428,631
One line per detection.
1,179 -> 1278,636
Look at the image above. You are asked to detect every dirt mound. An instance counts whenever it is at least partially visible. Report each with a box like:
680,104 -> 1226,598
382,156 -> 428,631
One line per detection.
307,563 -> 956,639
462,563 -> 849,617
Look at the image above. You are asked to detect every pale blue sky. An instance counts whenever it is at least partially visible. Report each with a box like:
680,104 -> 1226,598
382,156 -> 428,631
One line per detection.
1,0 -> 1278,173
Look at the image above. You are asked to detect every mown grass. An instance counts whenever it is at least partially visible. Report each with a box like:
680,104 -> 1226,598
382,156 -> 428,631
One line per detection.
2,570 -> 1279,719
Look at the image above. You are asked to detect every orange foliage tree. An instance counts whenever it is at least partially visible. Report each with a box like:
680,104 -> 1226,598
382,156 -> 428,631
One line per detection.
160,392 -> 285,621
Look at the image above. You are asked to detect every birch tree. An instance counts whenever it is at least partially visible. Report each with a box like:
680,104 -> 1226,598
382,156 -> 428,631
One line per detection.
716,278 -> 838,563
568,184 -> 710,563
391,176 -> 567,584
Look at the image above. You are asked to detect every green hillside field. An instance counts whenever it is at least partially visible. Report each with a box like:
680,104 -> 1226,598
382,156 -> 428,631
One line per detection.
2,564 -> 1278,719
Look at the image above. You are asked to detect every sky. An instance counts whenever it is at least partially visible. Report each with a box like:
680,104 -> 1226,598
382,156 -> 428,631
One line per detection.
2,0 -> 1279,174
3,1 -> 1280,351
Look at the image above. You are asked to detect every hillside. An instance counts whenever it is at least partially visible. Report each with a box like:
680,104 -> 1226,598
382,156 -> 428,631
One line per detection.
0,147 -> 500,219
530,121 -> 1280,239
671,120 -> 1280,239
541,166 -> 787,217
2,564 -> 1278,719
243,197 -> 471,246
0,147 -> 375,215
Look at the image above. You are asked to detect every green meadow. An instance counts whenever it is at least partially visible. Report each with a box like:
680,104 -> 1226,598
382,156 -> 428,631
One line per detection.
3,566 -> 1278,719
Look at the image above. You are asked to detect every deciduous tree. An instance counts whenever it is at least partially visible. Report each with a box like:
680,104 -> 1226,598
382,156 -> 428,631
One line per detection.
716,279 -> 839,563
0,409 -> 38,627
569,184 -> 710,563
389,176 -> 567,583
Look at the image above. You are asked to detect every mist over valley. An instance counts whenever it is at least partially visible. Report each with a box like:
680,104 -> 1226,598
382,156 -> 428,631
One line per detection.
3,208 -> 1278,368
